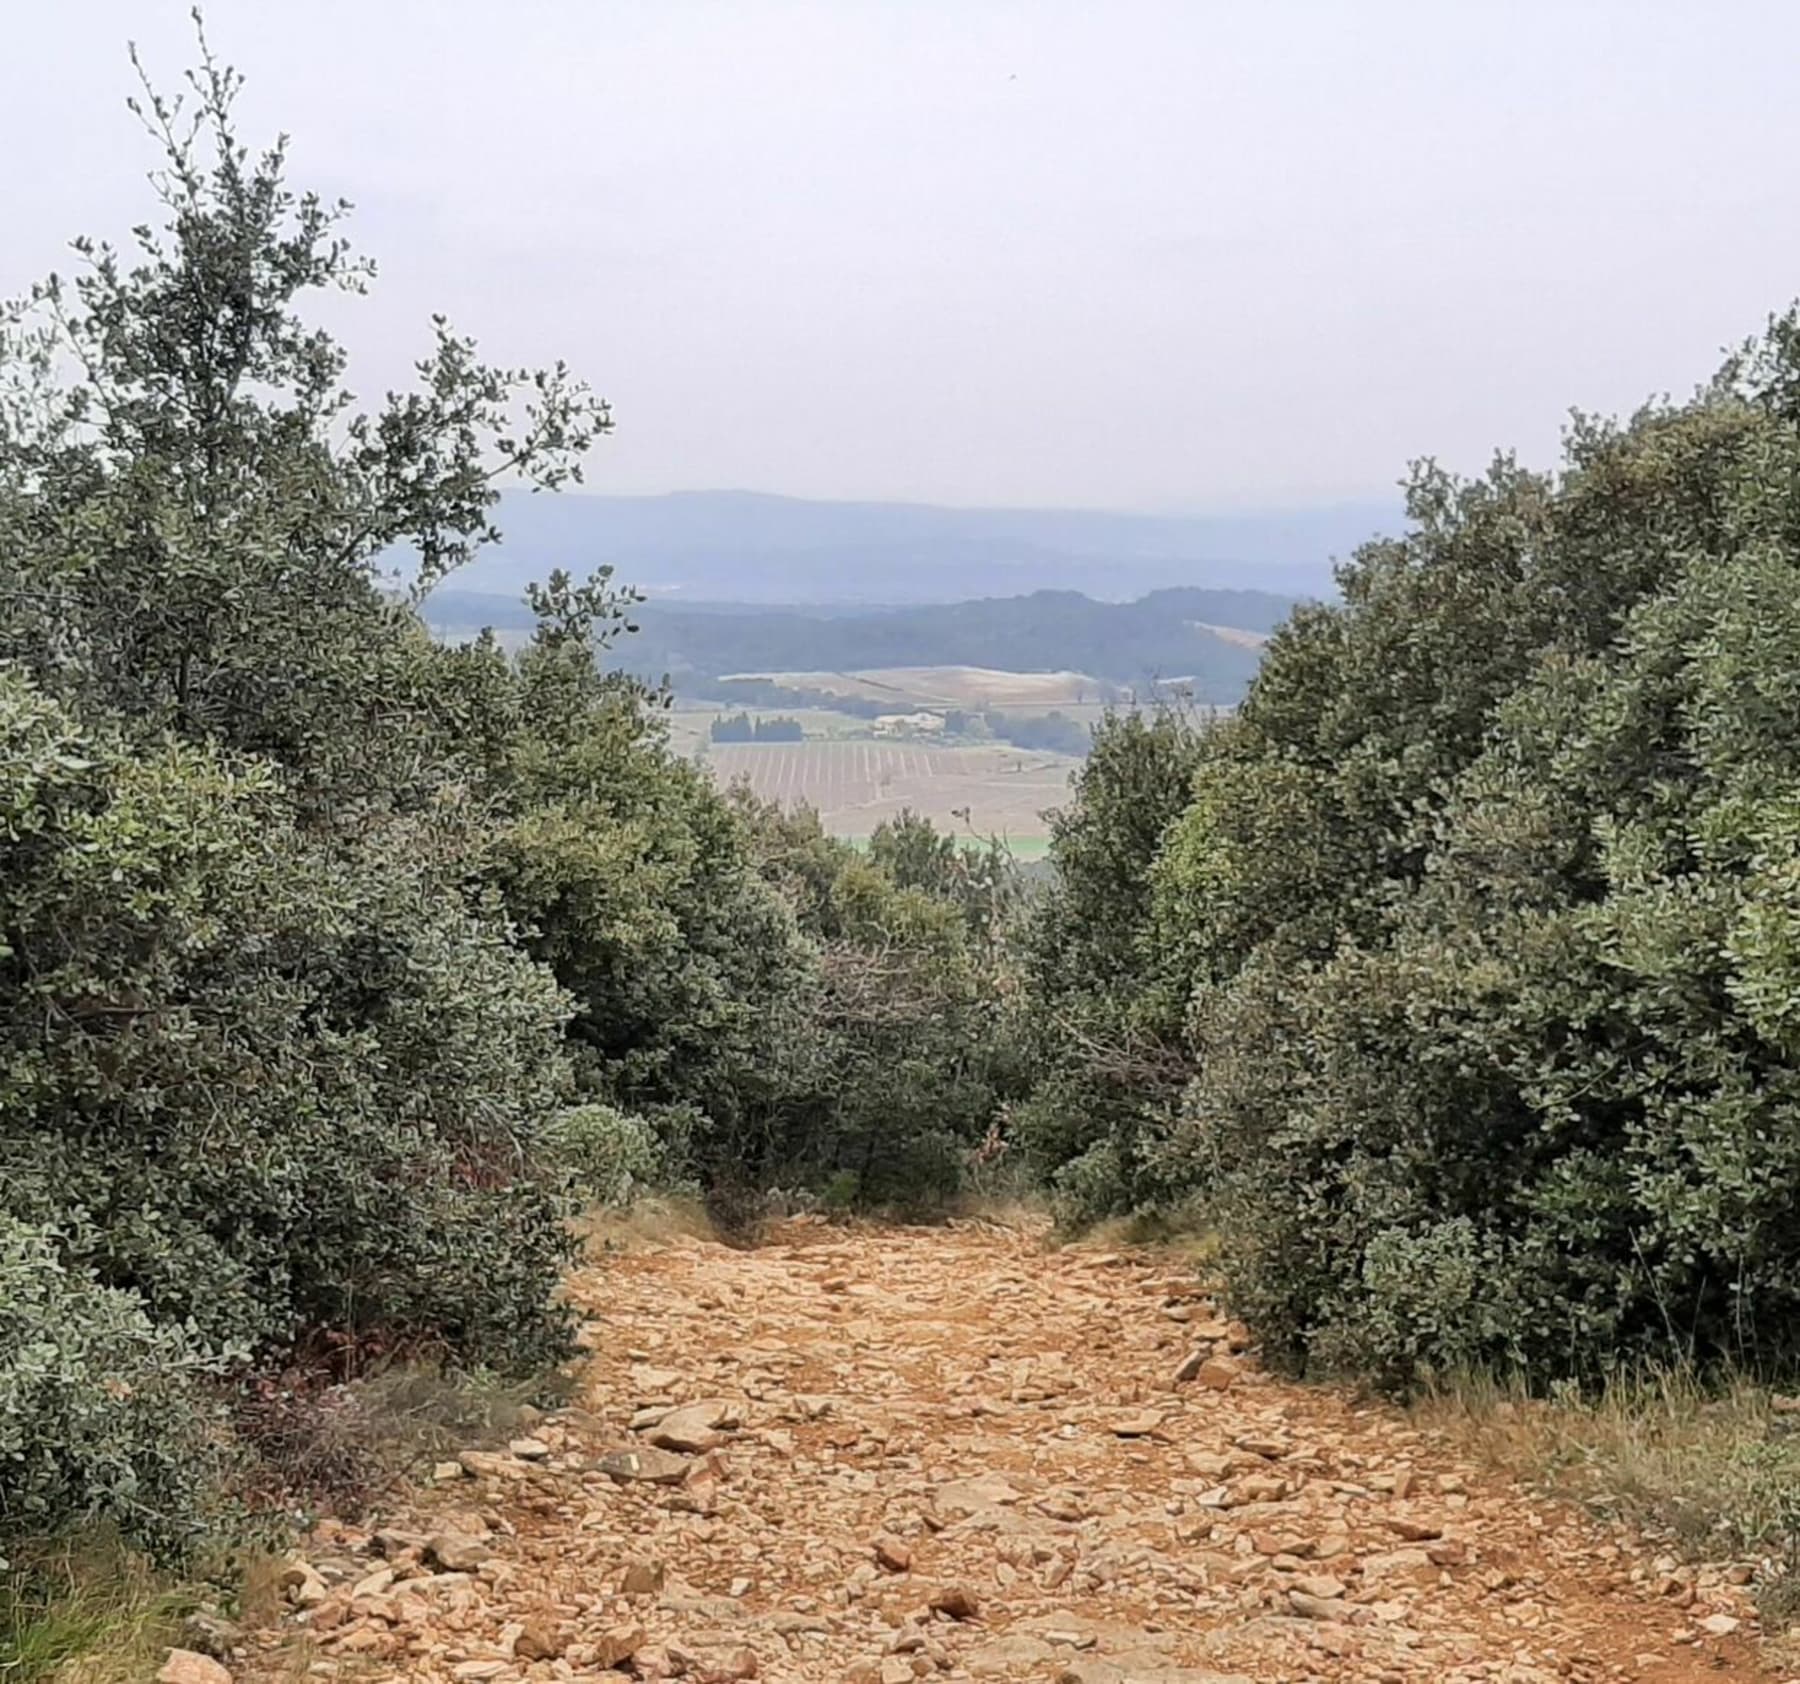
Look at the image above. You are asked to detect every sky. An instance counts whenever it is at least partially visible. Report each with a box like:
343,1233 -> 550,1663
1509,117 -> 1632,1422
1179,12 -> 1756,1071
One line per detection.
5,2 -> 1799,512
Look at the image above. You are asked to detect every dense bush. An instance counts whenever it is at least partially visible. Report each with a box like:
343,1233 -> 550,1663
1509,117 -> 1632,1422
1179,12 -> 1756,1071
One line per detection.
0,1216 -> 234,1568
0,31 -> 1027,1562
1012,709 -> 1207,1218
0,674 -> 574,1366
1040,320 -> 1800,1386
0,37 -> 596,1557
983,708 -> 1092,757
544,1105 -> 669,1207
713,804 -> 1027,1211
488,630 -> 821,1175
506,769 -> 1026,1221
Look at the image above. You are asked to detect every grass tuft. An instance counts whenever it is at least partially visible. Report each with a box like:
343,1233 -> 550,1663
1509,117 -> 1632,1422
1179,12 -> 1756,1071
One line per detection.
574,1194 -> 726,1254
1414,1366 -> 1800,1626
0,1534 -> 183,1684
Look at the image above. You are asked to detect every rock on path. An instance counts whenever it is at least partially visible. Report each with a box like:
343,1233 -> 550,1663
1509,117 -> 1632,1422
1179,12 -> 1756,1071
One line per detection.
246,1218 -> 1774,1683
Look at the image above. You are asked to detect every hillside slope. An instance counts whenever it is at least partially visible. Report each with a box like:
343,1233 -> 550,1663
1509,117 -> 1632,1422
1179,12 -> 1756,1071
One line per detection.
424,585 -> 1291,701
441,489 -> 1388,602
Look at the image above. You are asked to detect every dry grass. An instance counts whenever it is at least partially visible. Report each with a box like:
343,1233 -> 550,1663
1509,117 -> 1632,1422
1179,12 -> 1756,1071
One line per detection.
0,1357 -> 570,1683
1414,1367 -> 1800,1624
345,1364 -> 559,1466
574,1194 -> 724,1254
944,1195 -> 1047,1233
229,1352 -> 573,1536
1053,1205 -> 1223,1270
0,1533 -> 188,1684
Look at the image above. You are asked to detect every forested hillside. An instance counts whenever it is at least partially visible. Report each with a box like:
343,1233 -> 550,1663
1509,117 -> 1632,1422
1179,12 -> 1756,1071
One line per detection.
443,488 -> 1380,602
423,584 -> 1289,702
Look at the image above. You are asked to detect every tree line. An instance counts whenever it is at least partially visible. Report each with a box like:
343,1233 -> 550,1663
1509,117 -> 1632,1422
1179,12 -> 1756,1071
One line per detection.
708,712 -> 804,742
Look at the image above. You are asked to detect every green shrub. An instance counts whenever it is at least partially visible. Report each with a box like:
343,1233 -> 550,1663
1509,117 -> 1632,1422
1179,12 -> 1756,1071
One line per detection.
1143,314 -> 1800,1385
545,1104 -> 666,1205
0,673 -> 575,1372
0,1216 -> 233,1567
1013,708 -> 1207,1217
0,24 -> 596,1466
0,16 -> 1032,1581
747,806 -> 1025,1209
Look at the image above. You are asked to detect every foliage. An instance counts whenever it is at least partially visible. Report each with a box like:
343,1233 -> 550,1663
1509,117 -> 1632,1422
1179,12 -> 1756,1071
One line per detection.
983,708 -> 1091,756
713,801 -> 1027,1212
0,671 -> 577,1367
0,1215 -> 233,1568
544,1104 -> 669,1206
0,24 -> 592,1557
866,808 -> 1022,950
1012,708 -> 1208,1219
489,639 -> 818,1178
0,37 -> 606,820
1098,319 -> 1800,1386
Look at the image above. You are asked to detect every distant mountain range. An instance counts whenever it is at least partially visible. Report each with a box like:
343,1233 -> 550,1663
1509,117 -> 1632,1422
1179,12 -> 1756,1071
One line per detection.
439,489 -> 1396,604
425,583 -> 1298,705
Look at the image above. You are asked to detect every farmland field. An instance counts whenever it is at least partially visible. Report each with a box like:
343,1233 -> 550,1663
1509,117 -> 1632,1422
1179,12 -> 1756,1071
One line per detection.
703,740 -> 1076,840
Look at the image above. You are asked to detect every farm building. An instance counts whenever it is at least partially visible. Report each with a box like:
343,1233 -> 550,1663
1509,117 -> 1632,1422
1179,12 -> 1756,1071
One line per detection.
872,711 -> 946,738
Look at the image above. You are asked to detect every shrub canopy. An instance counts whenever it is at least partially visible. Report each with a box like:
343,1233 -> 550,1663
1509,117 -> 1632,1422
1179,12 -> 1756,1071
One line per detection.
1025,320 -> 1800,1385
0,32 -> 1020,1560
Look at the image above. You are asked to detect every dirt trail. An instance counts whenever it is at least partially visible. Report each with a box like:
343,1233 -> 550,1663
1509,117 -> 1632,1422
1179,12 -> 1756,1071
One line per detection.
259,1219 -> 1776,1684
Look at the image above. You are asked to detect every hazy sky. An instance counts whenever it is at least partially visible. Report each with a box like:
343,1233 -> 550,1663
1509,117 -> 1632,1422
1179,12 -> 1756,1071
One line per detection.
6,3 -> 1798,511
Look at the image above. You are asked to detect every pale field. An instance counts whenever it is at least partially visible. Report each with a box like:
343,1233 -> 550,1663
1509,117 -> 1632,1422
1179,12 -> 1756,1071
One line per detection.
715,665 -> 1111,708
703,739 -> 1077,840
1190,621 -> 1271,651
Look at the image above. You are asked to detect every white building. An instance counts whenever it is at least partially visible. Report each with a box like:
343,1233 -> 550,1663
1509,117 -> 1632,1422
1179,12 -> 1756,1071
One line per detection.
872,711 -> 946,738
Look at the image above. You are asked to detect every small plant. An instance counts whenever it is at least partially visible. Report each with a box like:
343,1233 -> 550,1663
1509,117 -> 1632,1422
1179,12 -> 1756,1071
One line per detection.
543,1105 -> 666,1207
0,1215 -> 239,1569
0,1533 -> 185,1684
231,1359 -> 568,1522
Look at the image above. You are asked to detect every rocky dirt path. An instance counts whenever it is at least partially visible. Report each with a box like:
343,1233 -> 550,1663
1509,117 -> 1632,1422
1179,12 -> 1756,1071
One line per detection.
256,1218 -> 1776,1684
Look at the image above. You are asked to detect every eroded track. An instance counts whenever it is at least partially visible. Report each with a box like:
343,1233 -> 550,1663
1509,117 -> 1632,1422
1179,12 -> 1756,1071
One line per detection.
260,1218 -> 1771,1683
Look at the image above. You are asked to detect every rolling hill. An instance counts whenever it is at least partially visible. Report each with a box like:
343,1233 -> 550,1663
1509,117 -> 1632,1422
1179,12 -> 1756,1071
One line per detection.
423,584 -> 1296,704
437,489 -> 1391,604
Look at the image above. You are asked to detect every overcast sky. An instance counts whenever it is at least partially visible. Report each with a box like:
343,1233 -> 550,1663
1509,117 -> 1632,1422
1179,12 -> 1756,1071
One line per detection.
6,2 -> 1798,511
